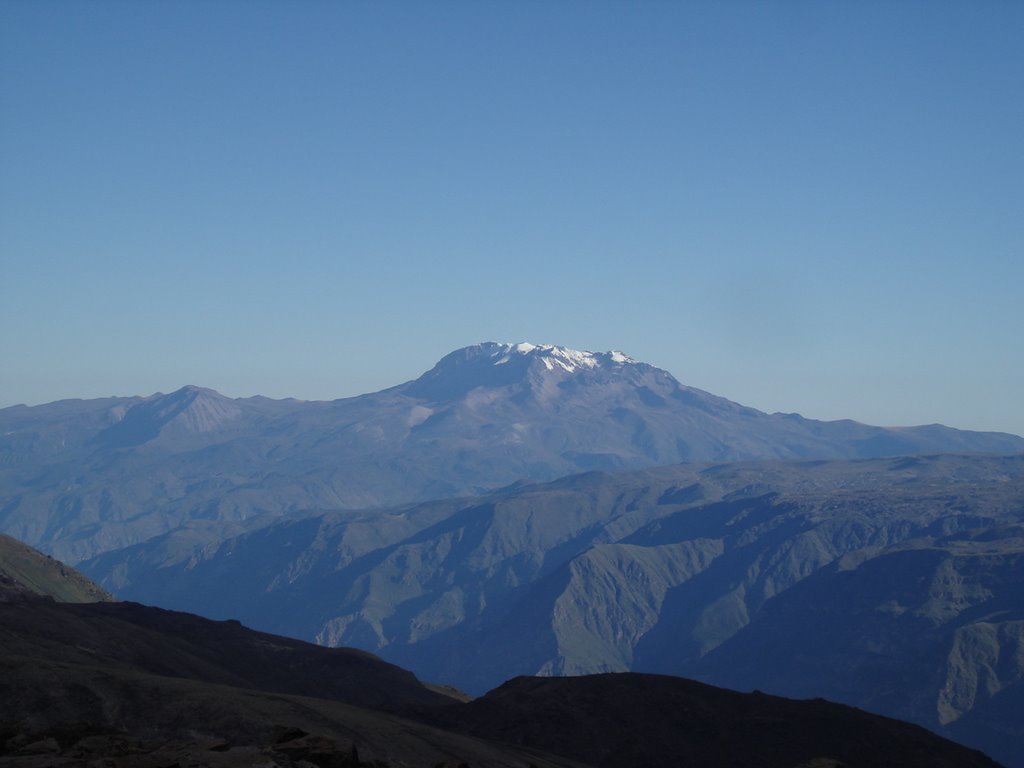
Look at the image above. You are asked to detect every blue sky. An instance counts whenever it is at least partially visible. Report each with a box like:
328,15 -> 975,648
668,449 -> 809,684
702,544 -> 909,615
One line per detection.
2,1 -> 1022,435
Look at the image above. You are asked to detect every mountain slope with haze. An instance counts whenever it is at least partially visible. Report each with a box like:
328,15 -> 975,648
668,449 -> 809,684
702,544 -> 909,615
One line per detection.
0,537 -> 1001,767
3,342 -> 1021,563
82,454 -> 1024,766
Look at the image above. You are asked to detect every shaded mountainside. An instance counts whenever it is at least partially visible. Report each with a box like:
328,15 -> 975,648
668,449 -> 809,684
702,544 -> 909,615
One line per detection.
0,599 -> 577,768
0,533 -> 112,603
83,454 -> 1024,766
0,539 -> 576,766
687,536 -> 1024,767
0,594 -> 1000,768
430,673 -> 1000,768
0,600 -> 457,717
3,342 -> 1023,563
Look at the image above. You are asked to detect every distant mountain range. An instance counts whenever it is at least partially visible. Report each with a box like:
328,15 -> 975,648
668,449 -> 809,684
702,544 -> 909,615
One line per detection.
0,537 -> 1002,768
3,342 -> 1022,563
4,342 -> 1023,765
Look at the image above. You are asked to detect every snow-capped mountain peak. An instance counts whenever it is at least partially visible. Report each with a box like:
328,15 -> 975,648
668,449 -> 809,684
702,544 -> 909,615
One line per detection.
485,342 -> 636,373
401,342 -> 644,400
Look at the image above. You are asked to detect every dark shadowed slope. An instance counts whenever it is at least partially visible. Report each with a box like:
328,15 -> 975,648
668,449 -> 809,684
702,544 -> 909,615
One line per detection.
0,538 -> 579,766
4,342 -> 1022,563
0,599 -> 456,715
431,673 -> 1001,768
0,591 -> 1000,767
0,600 -> 578,767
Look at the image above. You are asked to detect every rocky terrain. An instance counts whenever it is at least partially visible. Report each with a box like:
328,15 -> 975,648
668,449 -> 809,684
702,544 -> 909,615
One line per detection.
0,539 -> 1001,768
81,454 -> 1024,766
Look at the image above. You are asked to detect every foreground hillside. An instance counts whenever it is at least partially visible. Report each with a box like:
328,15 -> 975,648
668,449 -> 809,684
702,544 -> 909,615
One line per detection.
0,533 -> 112,603
3,342 -> 1022,563
84,453 -> 1024,766
0,601 -> 574,768
0,582 -> 1000,767
429,674 -> 1001,768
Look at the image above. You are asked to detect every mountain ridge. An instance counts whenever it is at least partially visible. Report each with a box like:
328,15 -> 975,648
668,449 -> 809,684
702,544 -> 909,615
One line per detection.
81,454 -> 1024,765
3,341 -> 1022,564
0,535 -> 1003,767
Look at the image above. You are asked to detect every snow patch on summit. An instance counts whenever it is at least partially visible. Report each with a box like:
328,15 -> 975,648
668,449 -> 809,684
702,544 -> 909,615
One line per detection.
489,342 -> 637,373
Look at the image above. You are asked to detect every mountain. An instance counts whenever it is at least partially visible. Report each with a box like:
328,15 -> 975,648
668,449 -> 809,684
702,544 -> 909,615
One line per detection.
0,601 -> 576,767
688,532 -> 1024,767
0,559 -> 1000,767
93,384 -> 245,447
81,454 -> 1024,766
3,342 -> 1022,563
429,673 -> 1001,768
0,539 -> 567,766
0,533 -> 112,603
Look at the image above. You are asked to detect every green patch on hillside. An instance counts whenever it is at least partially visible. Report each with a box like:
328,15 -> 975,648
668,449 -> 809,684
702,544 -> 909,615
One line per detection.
0,534 -> 113,603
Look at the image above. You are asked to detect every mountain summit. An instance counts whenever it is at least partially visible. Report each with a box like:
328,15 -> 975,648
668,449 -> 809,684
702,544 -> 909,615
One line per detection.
2,341 -> 1023,562
434,341 -> 637,373
403,341 -> 644,400
96,385 -> 242,447
453,341 -> 632,364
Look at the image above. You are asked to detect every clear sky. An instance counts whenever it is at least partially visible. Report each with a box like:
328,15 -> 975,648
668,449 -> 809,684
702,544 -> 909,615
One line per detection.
2,1 -> 1022,436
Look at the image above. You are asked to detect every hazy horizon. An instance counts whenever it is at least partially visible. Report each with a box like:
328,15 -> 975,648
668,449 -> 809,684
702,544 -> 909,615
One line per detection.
2,1 -> 1022,436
